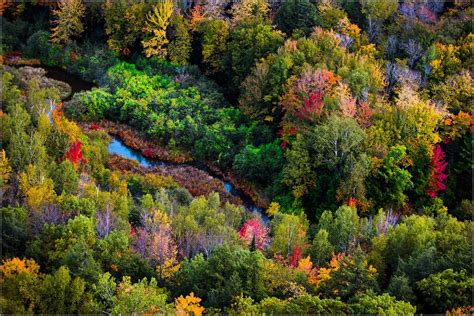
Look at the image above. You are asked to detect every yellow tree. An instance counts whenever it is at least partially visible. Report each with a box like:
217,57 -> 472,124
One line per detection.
0,258 -> 40,279
50,0 -> 86,47
175,292 -> 205,316
0,149 -> 12,185
142,1 -> 174,58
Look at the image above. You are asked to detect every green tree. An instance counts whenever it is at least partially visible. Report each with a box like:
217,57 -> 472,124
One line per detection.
320,248 -> 379,301
92,272 -> 117,313
384,215 -> 437,275
198,19 -> 229,75
283,116 -> 368,210
167,14 -> 191,65
1,207 -> 30,258
172,246 -> 266,308
227,19 -> 284,87
368,145 -> 413,208
50,160 -> 78,195
232,141 -> 284,186
50,0 -> 86,47
349,291 -> 416,315
270,213 -> 309,257
387,273 -> 416,303
360,0 -> 397,41
111,276 -> 171,314
274,0 -> 320,35
308,229 -> 335,267
318,206 -> 361,252
417,269 -> 473,313
38,266 -> 96,314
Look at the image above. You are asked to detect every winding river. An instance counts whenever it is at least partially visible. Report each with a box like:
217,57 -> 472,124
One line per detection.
29,65 -> 265,217
108,137 -> 267,220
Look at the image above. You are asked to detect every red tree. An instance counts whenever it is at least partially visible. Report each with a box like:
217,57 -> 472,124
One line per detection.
290,243 -> 302,267
65,141 -> 85,165
426,144 -> 448,198
296,91 -> 324,121
239,218 -> 270,250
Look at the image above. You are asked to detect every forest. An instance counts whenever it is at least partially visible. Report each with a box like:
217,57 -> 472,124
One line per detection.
0,0 -> 472,314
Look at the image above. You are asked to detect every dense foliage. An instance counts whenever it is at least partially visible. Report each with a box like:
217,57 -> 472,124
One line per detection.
1,0 -> 472,314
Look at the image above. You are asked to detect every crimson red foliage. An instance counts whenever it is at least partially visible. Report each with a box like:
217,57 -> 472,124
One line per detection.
239,218 -> 269,250
291,244 -> 302,267
90,123 -> 101,130
65,141 -> 85,165
296,91 -> 324,120
426,144 -> 448,198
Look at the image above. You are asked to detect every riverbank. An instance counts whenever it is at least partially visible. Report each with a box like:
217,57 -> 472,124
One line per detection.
107,154 -> 244,207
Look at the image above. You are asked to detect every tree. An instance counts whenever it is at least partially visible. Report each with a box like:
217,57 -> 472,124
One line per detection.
309,229 -> 335,267
230,0 -> 269,24
172,246 -> 266,308
360,0 -> 398,42
103,0 -> 147,55
1,207 -> 30,257
167,14 -> 191,65
142,1 -> 174,58
227,19 -> 284,87
175,292 -> 205,316
198,19 -> 229,75
232,141 -> 284,186
368,145 -> 413,208
65,141 -> 85,166
417,269 -> 473,313
280,68 -> 340,124
349,291 -> 416,315
92,272 -> 117,313
387,273 -> 416,303
0,149 -> 12,186
50,160 -> 78,194
318,206 -> 360,252
0,258 -> 41,313
111,277 -> 171,314
239,218 -> 270,250
274,0 -> 320,35
283,116 -> 368,209
319,248 -> 379,301
50,0 -> 86,47
384,215 -> 437,274
426,144 -> 448,198
270,213 -> 309,257
172,193 -> 240,257
38,266 -> 95,314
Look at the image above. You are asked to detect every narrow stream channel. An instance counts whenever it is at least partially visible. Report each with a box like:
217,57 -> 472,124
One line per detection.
108,137 -> 267,220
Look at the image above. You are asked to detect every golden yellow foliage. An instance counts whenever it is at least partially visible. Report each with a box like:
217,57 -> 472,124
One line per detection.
0,149 -> 12,185
19,164 -> 56,209
0,258 -> 40,279
52,103 -> 82,141
175,292 -> 205,316
108,171 -> 128,196
142,0 -> 174,57
266,202 -> 280,217
160,258 -> 180,281
313,254 -> 341,286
